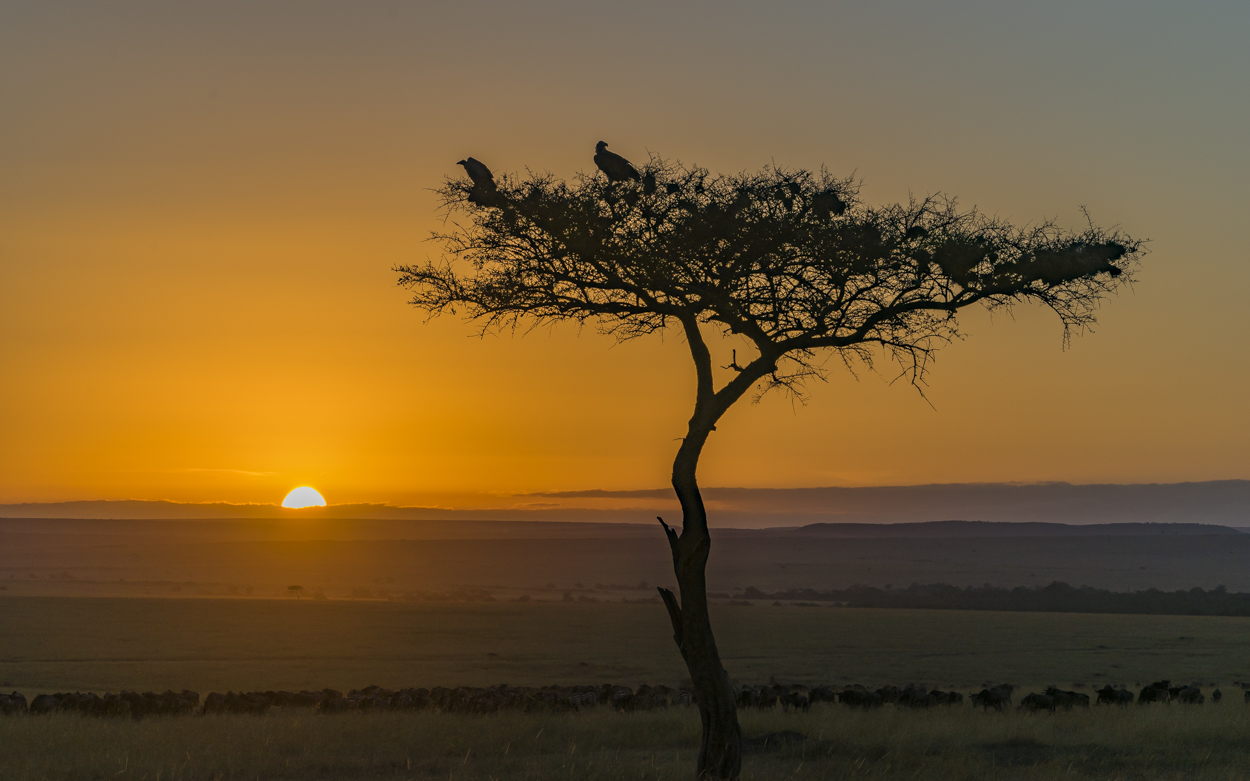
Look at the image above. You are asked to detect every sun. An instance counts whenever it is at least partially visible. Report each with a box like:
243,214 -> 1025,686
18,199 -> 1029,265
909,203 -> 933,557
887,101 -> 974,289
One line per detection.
281,486 -> 326,509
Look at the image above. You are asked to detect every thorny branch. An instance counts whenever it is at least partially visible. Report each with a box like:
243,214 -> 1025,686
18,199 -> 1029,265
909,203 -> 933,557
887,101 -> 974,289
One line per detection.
397,158 -> 1142,404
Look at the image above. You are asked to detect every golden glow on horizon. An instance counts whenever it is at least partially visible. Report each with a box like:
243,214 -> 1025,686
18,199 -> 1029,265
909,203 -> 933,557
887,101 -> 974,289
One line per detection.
282,487 -> 326,509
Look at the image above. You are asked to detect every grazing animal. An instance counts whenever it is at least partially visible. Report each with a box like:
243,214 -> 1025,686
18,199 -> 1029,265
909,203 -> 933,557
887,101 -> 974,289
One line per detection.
924,690 -> 962,706
593,141 -> 641,183
1045,687 -> 1090,709
0,692 -> 28,715
1176,686 -> 1205,705
608,685 -> 635,711
780,691 -> 810,713
838,689 -> 883,710
808,686 -> 839,705
1138,682 -> 1170,704
318,696 -> 354,714
1095,686 -> 1134,706
7,675 -> 1243,721
972,688 -> 1011,712
898,686 -> 935,708
1019,692 -> 1056,712
29,694 -> 63,715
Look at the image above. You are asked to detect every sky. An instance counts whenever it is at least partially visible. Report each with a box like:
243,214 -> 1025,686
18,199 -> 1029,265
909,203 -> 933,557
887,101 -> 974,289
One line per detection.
2,1 -> 1248,508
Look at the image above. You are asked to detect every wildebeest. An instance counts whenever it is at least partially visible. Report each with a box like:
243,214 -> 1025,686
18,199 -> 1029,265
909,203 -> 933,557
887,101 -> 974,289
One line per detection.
875,685 -> 901,704
1175,686 -> 1204,705
1212,688 -> 1222,703
203,691 -> 269,715
1095,686 -> 1134,706
837,688 -> 884,710
736,687 -> 761,709
5,675 -> 1238,721
928,690 -> 964,706
898,685 -> 932,708
972,687 -> 1012,712
830,684 -> 880,709
736,684 -> 788,711
28,694 -> 61,715
1138,682 -> 1171,704
808,686 -> 839,705
0,692 -> 28,715
1045,687 -> 1090,709
780,691 -> 810,713
1019,692 -> 1056,712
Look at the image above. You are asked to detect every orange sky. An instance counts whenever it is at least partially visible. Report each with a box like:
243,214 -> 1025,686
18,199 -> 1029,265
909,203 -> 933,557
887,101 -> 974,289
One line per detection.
2,2 -> 1248,506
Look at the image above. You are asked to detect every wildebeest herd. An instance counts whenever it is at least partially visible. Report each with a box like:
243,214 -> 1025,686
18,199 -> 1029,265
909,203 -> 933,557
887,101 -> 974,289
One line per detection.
0,679 -> 1239,718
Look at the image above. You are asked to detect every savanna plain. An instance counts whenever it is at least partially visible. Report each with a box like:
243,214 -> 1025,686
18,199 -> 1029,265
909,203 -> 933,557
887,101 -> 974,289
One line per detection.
4,595 -> 1250,780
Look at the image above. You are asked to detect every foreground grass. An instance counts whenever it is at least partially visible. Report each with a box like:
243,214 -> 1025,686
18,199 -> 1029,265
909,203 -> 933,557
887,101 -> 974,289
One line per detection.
4,705 -> 1250,780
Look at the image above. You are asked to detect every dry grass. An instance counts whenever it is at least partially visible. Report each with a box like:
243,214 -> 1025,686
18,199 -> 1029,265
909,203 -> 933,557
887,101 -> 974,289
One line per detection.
3,704 -> 1250,780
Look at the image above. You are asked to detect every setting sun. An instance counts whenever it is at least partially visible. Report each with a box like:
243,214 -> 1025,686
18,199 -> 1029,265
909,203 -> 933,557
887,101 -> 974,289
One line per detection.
281,486 -> 326,509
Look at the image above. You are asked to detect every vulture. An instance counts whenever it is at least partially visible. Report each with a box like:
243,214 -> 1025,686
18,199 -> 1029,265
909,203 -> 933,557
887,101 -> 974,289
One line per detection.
593,141 -> 641,183
810,190 -> 847,219
456,157 -> 498,203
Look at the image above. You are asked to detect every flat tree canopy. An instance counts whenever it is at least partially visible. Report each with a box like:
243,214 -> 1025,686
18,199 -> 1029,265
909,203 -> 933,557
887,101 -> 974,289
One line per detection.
402,159 -> 1136,394
397,153 -> 1141,780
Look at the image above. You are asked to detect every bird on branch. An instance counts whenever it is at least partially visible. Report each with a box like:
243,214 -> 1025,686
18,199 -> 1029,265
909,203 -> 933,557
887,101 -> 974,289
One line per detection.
457,157 -> 498,204
594,141 -> 641,183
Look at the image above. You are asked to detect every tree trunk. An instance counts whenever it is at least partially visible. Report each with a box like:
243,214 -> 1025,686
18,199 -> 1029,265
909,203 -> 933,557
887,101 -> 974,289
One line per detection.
658,435 -> 741,780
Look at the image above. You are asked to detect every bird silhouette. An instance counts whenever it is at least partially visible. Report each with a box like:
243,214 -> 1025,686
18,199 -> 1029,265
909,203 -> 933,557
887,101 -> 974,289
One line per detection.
593,142 -> 641,183
810,190 -> 847,219
457,157 -> 498,204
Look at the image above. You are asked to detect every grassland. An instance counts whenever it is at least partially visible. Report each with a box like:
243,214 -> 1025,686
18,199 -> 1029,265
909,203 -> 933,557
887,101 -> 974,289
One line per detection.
5,705 -> 1250,780
5,596 -> 1250,779
3,596 -> 1249,694
5,519 -> 1250,602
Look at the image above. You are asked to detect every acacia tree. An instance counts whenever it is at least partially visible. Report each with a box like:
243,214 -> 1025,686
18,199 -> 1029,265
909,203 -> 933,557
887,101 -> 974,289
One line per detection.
397,156 -> 1140,779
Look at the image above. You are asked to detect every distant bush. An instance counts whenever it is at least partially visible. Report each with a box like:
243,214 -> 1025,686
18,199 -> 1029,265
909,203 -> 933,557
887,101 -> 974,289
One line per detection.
735,582 -> 1250,616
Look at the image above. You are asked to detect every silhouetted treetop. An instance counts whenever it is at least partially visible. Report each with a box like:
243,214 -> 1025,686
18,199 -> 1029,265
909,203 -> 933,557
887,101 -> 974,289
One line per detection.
399,156 -> 1141,395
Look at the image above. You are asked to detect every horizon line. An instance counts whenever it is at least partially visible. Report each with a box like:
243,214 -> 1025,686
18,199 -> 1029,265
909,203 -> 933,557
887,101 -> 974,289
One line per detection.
6,477 -> 1250,508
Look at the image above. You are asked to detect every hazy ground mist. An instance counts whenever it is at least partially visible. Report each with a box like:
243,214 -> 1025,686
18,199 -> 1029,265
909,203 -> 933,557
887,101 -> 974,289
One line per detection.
2,518 -> 1248,601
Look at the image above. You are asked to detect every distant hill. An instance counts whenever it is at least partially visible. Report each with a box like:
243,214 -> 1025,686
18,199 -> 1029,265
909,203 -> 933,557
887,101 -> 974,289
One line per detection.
790,520 -> 1243,538
4,480 -> 1250,527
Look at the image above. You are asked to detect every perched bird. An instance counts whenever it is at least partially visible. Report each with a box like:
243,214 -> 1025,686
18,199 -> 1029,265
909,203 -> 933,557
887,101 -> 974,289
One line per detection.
457,157 -> 498,204
641,171 -> 657,196
593,141 -> 641,183
809,190 -> 847,219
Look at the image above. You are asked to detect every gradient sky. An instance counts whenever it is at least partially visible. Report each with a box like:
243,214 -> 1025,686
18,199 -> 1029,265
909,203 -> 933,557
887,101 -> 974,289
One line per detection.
2,1 -> 1248,507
